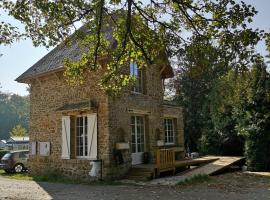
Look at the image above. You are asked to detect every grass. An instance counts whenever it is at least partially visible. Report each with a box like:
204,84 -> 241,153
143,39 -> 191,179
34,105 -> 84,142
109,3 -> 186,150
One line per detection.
177,174 -> 212,186
0,169 -> 126,185
0,169 -> 79,183
0,169 -> 33,181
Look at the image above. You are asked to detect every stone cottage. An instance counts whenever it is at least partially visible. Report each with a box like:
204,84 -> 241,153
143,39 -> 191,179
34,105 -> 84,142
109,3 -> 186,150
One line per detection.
16,29 -> 184,181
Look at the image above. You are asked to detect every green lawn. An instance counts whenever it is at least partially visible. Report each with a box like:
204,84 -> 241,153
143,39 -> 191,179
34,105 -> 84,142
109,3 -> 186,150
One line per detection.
0,169 -> 71,182
0,169 -> 33,180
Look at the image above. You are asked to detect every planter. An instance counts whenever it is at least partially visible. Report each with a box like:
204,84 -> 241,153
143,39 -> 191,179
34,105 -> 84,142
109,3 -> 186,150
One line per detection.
115,142 -> 129,150
157,140 -> 164,147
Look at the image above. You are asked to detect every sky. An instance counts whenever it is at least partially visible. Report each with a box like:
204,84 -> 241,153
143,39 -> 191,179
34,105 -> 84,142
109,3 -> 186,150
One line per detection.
0,0 -> 270,96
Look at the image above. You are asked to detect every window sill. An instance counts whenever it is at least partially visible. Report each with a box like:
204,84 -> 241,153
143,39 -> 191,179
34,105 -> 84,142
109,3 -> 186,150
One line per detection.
130,91 -> 144,95
164,143 -> 175,147
76,157 -> 91,160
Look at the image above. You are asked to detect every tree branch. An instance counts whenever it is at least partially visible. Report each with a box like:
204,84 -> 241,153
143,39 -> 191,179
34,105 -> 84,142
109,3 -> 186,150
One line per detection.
129,31 -> 152,64
93,0 -> 105,68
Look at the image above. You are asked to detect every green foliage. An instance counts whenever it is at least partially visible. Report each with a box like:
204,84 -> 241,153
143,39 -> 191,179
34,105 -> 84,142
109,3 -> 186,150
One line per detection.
233,61 -> 270,171
32,169 -> 71,183
0,91 -> 29,139
9,124 -> 27,137
1,0 -> 265,93
175,37 -> 229,152
192,58 -> 270,170
0,169 -> 33,181
177,174 -> 211,186
199,128 -> 222,155
198,70 -> 246,155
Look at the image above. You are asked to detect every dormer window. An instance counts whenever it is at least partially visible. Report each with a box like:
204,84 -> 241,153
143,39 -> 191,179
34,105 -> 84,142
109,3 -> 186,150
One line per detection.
130,62 -> 143,93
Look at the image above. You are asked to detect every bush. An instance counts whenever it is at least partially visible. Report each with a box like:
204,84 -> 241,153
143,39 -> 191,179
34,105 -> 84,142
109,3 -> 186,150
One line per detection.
32,168 -> 67,182
245,132 -> 270,171
32,168 -> 84,184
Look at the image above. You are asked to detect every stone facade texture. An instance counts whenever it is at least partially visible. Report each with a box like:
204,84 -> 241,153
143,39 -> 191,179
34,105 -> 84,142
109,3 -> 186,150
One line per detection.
26,64 -> 184,181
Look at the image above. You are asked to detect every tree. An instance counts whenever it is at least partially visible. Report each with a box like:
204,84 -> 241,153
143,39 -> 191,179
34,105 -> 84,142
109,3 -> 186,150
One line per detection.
233,60 -> 270,171
199,69 -> 247,155
0,0 -> 265,93
173,36 -> 232,152
9,124 -> 27,137
0,91 -> 29,139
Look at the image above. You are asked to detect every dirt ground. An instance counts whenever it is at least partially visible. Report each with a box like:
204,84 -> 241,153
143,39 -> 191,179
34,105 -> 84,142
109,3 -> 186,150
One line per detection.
0,172 -> 269,200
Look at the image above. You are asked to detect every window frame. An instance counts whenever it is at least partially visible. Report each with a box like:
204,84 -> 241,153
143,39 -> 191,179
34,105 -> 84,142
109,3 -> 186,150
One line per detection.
130,62 -> 144,94
164,118 -> 175,145
75,115 -> 89,159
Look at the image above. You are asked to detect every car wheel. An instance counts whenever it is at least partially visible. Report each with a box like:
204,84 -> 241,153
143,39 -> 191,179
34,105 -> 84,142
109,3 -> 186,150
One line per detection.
14,163 -> 24,173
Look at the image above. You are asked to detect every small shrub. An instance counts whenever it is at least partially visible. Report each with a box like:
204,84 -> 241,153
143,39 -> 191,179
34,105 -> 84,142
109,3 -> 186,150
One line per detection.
32,169 -> 70,183
177,174 -> 211,186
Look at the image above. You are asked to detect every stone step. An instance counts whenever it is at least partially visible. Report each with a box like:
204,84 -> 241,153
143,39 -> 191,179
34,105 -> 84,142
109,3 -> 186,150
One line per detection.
125,168 -> 154,181
125,175 -> 152,181
129,168 -> 153,173
127,171 -> 153,176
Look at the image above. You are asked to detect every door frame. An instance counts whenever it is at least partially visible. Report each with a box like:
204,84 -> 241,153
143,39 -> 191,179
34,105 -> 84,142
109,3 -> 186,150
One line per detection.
131,115 -> 146,165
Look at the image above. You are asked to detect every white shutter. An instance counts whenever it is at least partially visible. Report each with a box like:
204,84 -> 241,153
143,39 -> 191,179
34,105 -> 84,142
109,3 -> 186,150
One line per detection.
87,113 -> 97,160
61,116 -> 70,159
30,141 -> 36,155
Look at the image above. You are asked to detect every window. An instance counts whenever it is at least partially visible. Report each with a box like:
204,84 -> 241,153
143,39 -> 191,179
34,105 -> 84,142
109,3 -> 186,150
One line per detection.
76,116 -> 88,158
130,62 -> 143,93
61,114 -> 97,160
164,118 -> 175,144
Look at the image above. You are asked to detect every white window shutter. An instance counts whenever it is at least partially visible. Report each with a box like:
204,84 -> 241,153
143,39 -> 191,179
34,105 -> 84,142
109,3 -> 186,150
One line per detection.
30,141 -> 36,155
87,113 -> 97,160
61,116 -> 70,159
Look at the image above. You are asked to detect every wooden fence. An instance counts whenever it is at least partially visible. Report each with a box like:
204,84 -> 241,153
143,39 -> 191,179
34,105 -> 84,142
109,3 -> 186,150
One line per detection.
156,149 -> 175,177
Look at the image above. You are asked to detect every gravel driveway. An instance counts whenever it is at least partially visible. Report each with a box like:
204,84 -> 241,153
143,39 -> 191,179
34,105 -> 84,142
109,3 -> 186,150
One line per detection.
0,172 -> 269,200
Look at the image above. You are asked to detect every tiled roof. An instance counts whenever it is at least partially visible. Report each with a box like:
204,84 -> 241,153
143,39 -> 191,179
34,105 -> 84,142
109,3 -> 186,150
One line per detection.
15,34 -> 83,82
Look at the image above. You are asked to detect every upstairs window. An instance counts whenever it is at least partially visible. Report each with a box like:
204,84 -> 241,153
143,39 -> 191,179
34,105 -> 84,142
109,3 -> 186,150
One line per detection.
130,62 -> 143,93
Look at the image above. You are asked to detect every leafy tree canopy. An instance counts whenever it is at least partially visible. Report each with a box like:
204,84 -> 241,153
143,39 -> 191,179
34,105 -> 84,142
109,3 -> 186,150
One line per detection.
9,124 -> 27,137
0,0 -> 266,93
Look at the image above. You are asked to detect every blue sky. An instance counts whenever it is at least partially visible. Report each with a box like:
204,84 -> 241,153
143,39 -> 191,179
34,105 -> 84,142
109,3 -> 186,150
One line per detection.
0,0 -> 270,96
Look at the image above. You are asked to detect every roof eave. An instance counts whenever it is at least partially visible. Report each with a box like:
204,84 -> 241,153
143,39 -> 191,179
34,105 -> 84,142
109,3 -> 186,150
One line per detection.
15,66 -> 64,83
160,64 -> 174,79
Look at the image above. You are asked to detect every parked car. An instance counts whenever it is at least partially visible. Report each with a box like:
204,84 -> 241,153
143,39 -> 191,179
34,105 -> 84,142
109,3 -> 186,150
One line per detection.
0,150 -> 29,173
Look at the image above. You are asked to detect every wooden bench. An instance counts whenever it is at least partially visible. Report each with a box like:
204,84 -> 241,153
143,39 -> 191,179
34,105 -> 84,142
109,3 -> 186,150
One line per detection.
155,149 -> 175,177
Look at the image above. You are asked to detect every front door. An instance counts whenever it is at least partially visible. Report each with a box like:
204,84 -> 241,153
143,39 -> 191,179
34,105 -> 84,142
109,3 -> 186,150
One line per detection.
131,116 -> 145,165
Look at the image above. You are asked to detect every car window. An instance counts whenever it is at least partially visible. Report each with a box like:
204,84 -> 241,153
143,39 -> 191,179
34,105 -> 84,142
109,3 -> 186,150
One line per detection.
2,153 -> 12,159
19,152 -> 28,159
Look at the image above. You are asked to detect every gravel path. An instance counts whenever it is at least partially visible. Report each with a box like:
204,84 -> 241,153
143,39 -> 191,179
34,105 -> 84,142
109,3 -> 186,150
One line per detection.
0,172 -> 269,200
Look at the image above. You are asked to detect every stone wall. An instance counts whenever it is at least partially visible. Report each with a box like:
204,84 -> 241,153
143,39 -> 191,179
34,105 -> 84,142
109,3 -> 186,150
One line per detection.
163,104 -> 185,147
108,64 -> 185,177
28,69 -> 111,180
27,64 -> 185,181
